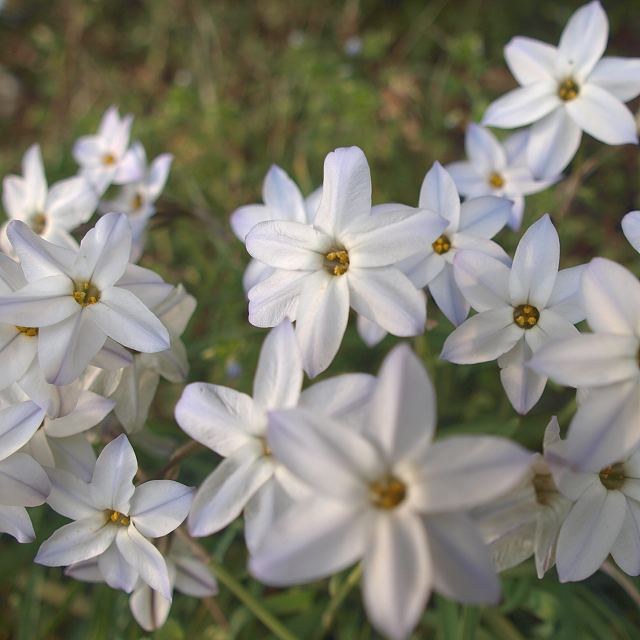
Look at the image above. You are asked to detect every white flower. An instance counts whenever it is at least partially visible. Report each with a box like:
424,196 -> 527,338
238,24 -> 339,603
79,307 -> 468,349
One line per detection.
529,257 -> 640,467
399,162 -> 511,326
544,415 -> 640,581
0,212 -> 171,386
230,164 -> 322,292
106,284 -> 195,433
175,320 -> 375,552
35,434 -> 194,600
73,106 -> 143,195
250,344 -> 531,640
246,146 -> 445,376
441,214 -> 584,414
483,1 -> 640,178
2,144 -> 98,252
100,142 -> 173,262
622,211 -> 640,253
66,538 -> 217,632
474,419 -> 571,578
446,125 -> 559,230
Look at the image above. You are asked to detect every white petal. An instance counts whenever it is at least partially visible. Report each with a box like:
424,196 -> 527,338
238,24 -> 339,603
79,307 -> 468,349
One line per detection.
146,153 -> 173,200
252,320 -> 302,410
589,57 -> 640,102
130,480 -> 193,538
426,512 -> 500,603
295,271 -> 349,377
173,555 -> 218,597
509,214 -> 559,308
45,433 -> 96,483
418,162 -> 460,228
465,124 -> 506,171
242,259 -> 273,293
88,286 -> 170,353
245,220 -> 329,270
458,196 -> 510,238
482,82 -> 559,128
313,146 -> 372,237
188,450 -> 271,537
526,108 -> 582,178
499,339 -> 548,414
546,265 -> 586,323
267,407 -> 380,501
0,505 -> 35,543
35,514 -> 116,566
611,499 -> 640,575
582,257 -> 640,336
365,344 -> 435,464
0,400 -> 44,459
249,496 -> 369,585
622,211 -> 640,253
262,164 -> 307,224
116,263 -> 173,308
444,162 -> 485,197
440,307 -> 522,364
230,204 -> 271,242
556,482 -> 625,582
248,269 -> 309,327
98,540 -> 139,592
39,310 -> 107,386
90,434 -> 137,512
129,582 -> 172,632
45,176 -> 97,230
175,382 -> 260,456
46,466 -> 98,520
348,267 -> 425,336
45,390 -> 114,438
558,0 -> 608,79
567,84 -> 638,145
116,525 -> 172,601
0,453 -> 50,506
64,558 -> 103,583
356,314 -> 387,347
22,144 -> 47,212
416,436 -> 531,511
0,329 -> 37,390
453,250 -> 511,312
428,265 -> 470,326
504,36 -> 557,85
363,513 -> 430,640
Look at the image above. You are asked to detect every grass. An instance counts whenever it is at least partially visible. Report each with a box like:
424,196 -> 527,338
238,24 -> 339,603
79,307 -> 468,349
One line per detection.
0,0 -> 639,638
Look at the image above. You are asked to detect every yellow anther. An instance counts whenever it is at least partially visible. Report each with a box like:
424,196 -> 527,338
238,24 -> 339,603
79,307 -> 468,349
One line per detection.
102,153 -> 116,166
532,472 -> 557,506
324,249 -> 350,276
432,234 -> 451,255
109,510 -> 121,523
31,213 -> 46,234
558,78 -> 579,101
599,462 -> 626,491
370,475 -> 407,510
488,172 -> 505,189
513,304 -> 540,329
131,193 -> 144,210
16,326 -> 38,337
73,281 -> 101,307
107,509 -> 130,526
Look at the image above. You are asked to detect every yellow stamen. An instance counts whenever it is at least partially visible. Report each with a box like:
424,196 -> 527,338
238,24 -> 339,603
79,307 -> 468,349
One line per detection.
558,78 -> 579,101
513,304 -> 539,329
131,193 -> 144,210
16,326 -> 38,337
102,153 -> 116,166
599,462 -> 626,491
31,213 -> 46,234
107,510 -> 130,526
532,472 -> 557,506
324,249 -> 350,276
488,172 -> 505,189
370,475 -> 407,510
432,234 -> 451,255
72,281 -> 101,307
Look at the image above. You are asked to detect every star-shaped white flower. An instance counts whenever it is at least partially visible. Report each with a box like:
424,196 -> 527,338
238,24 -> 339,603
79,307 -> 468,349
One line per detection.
544,415 -> 640,581
474,419 -> 572,578
2,144 -> 97,252
100,142 -> 173,262
231,164 -> 322,292
399,162 -> 511,326
622,211 -> 640,253
0,212 -> 171,386
529,257 -> 640,467
441,214 -> 584,414
483,1 -> 640,178
446,125 -> 559,230
175,320 -> 375,552
246,146 -> 445,376
250,344 -> 531,640
35,434 -> 194,600
73,106 -> 143,195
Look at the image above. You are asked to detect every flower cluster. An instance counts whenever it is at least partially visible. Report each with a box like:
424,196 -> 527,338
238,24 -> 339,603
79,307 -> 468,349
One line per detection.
3,2 -> 640,639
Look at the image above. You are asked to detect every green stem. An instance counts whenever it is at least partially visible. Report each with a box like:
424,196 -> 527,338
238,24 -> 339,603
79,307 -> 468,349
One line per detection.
316,564 -> 363,639
208,557 -> 299,640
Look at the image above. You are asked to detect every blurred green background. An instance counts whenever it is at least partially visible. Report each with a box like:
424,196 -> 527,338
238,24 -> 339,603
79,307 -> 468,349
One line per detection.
0,0 -> 639,638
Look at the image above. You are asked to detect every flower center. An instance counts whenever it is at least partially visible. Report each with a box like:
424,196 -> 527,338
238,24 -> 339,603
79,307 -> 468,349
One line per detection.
30,213 -> 46,234
513,304 -> 539,329
488,172 -> 505,189
370,475 -> 407,510
432,234 -> 451,255
599,462 -> 626,491
260,437 -> 272,457
558,78 -> 579,101
106,509 -> 130,526
102,152 -> 117,166
532,472 -> 557,506
324,249 -> 350,276
131,193 -> 144,210
15,326 -> 38,337
73,281 -> 101,306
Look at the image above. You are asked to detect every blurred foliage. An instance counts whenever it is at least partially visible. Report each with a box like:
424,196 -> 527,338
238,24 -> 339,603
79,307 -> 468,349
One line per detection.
0,0 -> 639,638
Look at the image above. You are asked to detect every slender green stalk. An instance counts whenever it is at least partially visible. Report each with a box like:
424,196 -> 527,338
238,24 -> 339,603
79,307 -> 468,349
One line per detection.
316,564 -> 363,639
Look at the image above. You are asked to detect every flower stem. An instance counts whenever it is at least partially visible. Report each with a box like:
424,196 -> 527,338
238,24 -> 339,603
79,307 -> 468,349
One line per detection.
316,563 -> 362,639
601,559 -> 640,608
